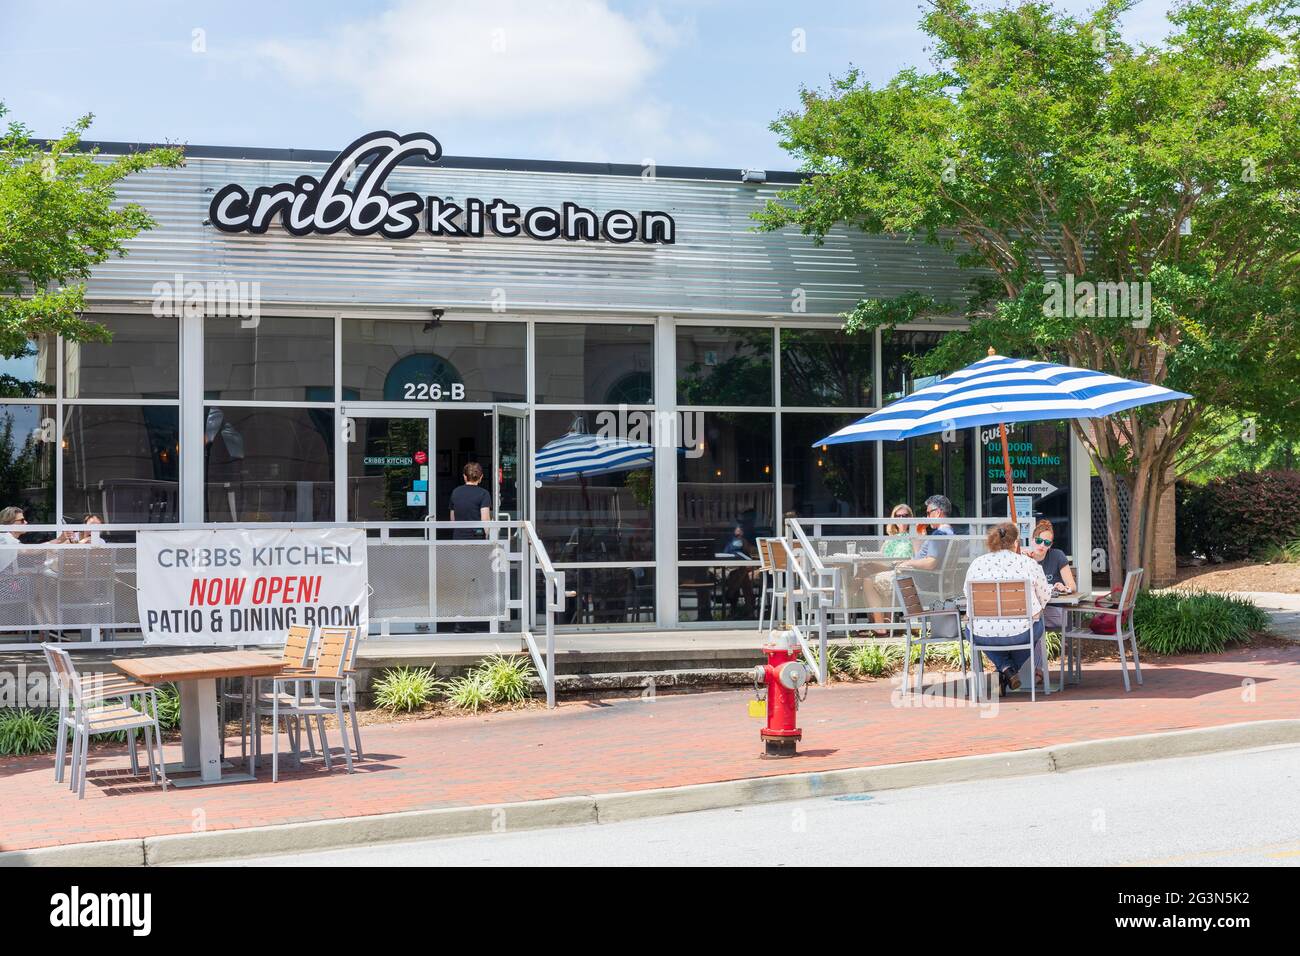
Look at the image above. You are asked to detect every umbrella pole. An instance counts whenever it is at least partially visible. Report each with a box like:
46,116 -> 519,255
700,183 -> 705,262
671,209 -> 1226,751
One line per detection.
998,422 -> 1018,522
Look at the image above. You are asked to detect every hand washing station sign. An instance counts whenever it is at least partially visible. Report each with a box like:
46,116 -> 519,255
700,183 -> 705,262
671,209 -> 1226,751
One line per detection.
209,130 -> 677,244
137,528 -> 369,645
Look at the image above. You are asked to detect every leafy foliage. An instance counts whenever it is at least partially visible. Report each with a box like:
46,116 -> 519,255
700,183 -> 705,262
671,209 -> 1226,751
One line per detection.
0,707 -> 58,755
445,675 -> 490,713
755,0 -> 1300,582
1134,589 -> 1269,655
1176,470 -> 1300,559
476,655 -> 534,705
372,667 -> 444,713
843,641 -> 902,677
0,104 -> 183,355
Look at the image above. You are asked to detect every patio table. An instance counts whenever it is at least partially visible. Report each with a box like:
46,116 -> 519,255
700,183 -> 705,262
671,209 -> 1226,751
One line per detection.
114,651 -> 284,788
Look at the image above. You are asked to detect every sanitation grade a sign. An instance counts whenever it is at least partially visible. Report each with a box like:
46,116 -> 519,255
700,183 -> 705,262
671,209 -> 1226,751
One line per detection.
137,528 -> 368,645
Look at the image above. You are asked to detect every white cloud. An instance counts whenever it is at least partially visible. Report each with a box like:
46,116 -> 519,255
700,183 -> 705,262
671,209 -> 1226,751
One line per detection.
255,0 -> 679,121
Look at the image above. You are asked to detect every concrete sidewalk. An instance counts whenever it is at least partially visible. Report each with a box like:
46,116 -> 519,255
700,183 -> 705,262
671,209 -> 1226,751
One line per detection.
3,642 -> 1299,858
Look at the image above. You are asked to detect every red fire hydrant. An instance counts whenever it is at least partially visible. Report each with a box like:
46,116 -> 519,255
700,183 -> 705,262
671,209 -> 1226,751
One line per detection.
752,624 -> 810,758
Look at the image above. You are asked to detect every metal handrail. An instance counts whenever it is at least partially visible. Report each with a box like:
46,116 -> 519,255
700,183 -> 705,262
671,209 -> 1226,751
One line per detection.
772,536 -> 833,685
520,520 -> 563,709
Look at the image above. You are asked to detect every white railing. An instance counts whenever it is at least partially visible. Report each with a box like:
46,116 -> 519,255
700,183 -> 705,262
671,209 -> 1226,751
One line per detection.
770,535 -> 835,684
0,520 -> 563,705
522,520 -> 565,708
785,516 -> 1005,637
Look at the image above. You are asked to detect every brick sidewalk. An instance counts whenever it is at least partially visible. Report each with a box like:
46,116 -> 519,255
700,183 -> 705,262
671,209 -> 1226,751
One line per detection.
2,644 -> 1298,851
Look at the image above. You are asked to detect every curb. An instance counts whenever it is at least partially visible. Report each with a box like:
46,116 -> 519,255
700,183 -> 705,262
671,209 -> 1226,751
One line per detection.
5,718 -> 1300,866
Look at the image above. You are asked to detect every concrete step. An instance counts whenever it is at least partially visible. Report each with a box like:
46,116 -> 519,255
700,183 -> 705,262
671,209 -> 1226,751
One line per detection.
545,667 -> 758,694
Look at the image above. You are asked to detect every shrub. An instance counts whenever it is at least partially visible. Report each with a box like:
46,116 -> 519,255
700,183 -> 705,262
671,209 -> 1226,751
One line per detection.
372,667 -> 444,713
843,642 -> 901,678
1177,470 -> 1300,561
1134,590 -> 1268,656
1261,538 -> 1300,564
475,655 -> 534,704
445,675 -> 490,713
0,708 -> 58,755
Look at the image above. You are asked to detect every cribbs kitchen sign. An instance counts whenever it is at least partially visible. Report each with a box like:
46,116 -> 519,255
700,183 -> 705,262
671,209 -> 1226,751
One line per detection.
209,130 -> 676,244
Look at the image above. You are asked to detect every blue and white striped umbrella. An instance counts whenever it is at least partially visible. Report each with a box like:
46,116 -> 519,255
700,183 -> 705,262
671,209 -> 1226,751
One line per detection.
535,431 -> 655,481
814,352 -> 1190,446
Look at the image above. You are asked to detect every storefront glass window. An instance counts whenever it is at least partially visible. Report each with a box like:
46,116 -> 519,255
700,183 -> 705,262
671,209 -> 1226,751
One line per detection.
781,413 -> 876,521
676,327 -> 773,406
533,323 -> 654,405
205,315 -> 334,402
534,409 -> 655,563
779,329 -> 874,407
62,404 -> 178,523
882,431 -> 974,521
981,420 -> 1072,553
881,329 -> 946,403
342,318 -> 526,403
204,406 -> 333,522
547,567 -> 657,626
64,315 -> 179,400
0,404 -> 56,524
677,412 -> 775,558
0,337 -> 56,400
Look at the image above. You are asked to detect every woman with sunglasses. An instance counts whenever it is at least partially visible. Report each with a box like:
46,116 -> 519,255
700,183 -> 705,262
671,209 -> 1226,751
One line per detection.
1029,519 -> 1074,684
854,504 -> 916,635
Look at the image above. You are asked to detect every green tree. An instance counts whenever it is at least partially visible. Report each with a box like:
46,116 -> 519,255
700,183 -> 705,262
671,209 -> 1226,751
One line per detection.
1,105 -> 183,356
758,0 -> 1300,585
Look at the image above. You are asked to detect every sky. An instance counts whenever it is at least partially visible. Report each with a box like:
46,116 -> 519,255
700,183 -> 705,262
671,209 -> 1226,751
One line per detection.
1,0 -> 1178,171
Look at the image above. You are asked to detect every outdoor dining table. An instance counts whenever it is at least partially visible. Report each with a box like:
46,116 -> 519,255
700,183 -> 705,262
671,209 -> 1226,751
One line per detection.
113,651 -> 284,788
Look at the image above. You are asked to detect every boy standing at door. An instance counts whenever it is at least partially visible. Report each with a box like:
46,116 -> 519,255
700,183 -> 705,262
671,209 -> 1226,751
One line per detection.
449,461 -> 492,538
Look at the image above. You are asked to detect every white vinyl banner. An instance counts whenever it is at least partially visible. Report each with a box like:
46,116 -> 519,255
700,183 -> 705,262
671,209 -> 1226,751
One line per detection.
136,528 -> 368,645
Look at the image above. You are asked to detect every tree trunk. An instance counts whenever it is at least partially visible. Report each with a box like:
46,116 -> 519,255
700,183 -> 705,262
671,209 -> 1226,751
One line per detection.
1097,468 -> 1125,590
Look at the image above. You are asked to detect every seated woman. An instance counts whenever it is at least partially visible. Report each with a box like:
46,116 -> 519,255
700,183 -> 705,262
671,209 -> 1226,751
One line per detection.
964,522 -> 1051,694
1029,518 -> 1074,678
855,503 -> 915,635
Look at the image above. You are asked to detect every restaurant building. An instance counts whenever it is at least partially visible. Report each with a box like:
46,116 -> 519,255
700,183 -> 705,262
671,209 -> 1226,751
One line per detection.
2,131 -> 1099,630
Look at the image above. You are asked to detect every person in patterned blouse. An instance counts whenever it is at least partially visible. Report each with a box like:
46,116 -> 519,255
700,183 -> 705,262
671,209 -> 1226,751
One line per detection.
964,522 -> 1051,693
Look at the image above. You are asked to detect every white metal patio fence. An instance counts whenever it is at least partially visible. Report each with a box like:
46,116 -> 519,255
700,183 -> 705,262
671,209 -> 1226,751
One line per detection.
0,520 -> 566,707
781,517 -> 1008,658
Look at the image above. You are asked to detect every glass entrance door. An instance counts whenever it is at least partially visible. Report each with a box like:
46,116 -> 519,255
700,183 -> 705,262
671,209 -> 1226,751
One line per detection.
493,404 -> 529,523
346,413 -> 433,523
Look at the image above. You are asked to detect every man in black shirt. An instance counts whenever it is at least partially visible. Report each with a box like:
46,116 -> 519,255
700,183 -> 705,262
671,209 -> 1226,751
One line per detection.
448,461 -> 491,539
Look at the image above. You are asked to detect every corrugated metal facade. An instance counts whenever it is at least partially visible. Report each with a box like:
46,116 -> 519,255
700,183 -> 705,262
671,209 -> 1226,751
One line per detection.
86,151 -> 976,317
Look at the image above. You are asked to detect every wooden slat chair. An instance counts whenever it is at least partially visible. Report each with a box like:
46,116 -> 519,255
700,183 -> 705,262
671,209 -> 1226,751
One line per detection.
1062,568 -> 1144,691
302,625 -> 365,761
45,645 -> 168,798
226,624 -> 315,762
269,626 -> 358,782
755,538 -> 776,630
42,642 -> 151,785
894,574 -> 967,693
758,538 -> 794,628
965,578 -> 1046,702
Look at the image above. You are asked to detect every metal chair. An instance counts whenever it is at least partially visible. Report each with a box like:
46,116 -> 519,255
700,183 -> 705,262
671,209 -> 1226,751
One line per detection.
303,625 -> 364,761
45,645 -> 168,798
269,627 -> 358,782
894,574 -> 967,693
757,538 -> 792,629
965,578 -> 1046,702
226,624 -> 315,762
1062,568 -> 1144,691
42,642 -> 151,784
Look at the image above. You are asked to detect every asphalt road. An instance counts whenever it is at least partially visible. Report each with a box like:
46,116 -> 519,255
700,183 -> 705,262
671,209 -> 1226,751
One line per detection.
207,744 -> 1300,866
